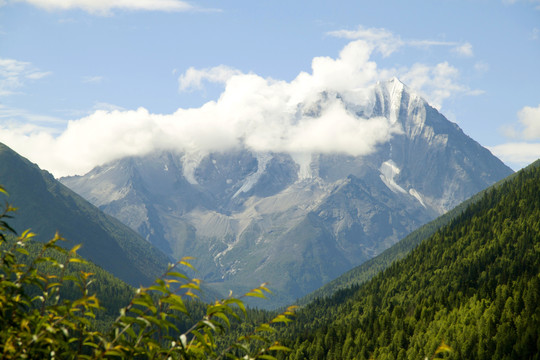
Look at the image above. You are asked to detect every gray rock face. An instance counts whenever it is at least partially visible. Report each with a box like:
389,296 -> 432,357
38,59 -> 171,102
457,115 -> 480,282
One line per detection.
61,79 -> 513,308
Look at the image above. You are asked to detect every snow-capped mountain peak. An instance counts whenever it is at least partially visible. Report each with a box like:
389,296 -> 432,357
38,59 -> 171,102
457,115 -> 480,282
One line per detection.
61,78 -> 513,308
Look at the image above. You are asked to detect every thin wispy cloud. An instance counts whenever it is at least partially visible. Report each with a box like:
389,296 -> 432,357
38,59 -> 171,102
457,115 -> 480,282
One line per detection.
26,71 -> 53,80
327,25 -> 473,58
92,102 -> 125,112
0,58 -> 51,96
7,0 -> 203,15
452,42 -> 474,57
0,104 -> 65,128
327,26 -> 400,57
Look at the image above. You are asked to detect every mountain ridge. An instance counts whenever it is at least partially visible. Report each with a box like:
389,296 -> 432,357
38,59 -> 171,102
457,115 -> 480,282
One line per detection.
60,78 -> 513,307
280,158 -> 539,359
296,157 -> 531,305
0,142 -> 171,287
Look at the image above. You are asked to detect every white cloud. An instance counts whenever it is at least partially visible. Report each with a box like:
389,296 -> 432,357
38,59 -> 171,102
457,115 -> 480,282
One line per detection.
399,62 -> 482,109
0,104 -> 65,127
0,58 -> 51,96
407,40 -> 457,47
494,104 -> 540,169
452,42 -> 474,57
506,104 -> 540,140
0,32 -> 479,177
327,26 -> 395,41
179,65 -> 242,92
25,71 -> 52,80
327,25 -> 473,59
518,105 -> 540,139
489,142 -> 540,170
12,0 -> 195,15
501,104 -> 540,140
327,26 -> 401,57
92,102 -> 125,112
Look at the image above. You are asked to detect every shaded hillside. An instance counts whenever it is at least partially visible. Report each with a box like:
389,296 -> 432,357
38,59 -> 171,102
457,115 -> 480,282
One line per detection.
281,159 -> 540,359
0,142 -> 171,287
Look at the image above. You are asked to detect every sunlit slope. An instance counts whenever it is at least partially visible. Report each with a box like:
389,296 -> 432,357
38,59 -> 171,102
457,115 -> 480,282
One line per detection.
282,159 -> 540,359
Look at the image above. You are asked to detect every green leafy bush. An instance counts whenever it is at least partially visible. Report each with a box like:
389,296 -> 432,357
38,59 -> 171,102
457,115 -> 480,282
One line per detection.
0,185 -> 295,359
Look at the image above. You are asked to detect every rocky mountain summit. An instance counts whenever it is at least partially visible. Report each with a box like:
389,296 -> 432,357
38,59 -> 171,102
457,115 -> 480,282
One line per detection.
61,78 -> 513,307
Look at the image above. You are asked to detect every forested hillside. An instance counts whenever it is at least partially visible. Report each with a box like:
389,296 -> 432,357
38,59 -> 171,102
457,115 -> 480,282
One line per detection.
297,166 -> 520,305
281,160 -> 540,359
0,142 -> 171,286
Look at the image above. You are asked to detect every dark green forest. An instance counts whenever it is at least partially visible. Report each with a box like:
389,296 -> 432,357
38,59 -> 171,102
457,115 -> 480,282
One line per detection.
279,160 -> 540,359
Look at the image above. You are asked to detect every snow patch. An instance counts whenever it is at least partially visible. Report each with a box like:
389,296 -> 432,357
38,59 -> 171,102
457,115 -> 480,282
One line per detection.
379,160 -> 407,194
380,160 -> 427,208
233,152 -> 272,197
409,188 -> 426,208
384,77 -> 404,125
182,152 -> 205,185
291,152 -> 313,179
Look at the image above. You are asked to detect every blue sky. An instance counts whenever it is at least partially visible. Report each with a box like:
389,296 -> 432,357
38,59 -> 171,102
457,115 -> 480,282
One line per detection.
0,0 -> 539,176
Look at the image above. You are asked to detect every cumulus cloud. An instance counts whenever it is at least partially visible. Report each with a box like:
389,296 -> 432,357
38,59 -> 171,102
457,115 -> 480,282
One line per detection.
179,65 -> 242,92
11,0 -> 195,15
517,105 -> 540,139
0,32 -> 479,177
0,58 -> 51,96
489,142 -> 540,169
494,104 -> 540,169
501,104 -> 540,140
399,62 -> 482,109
